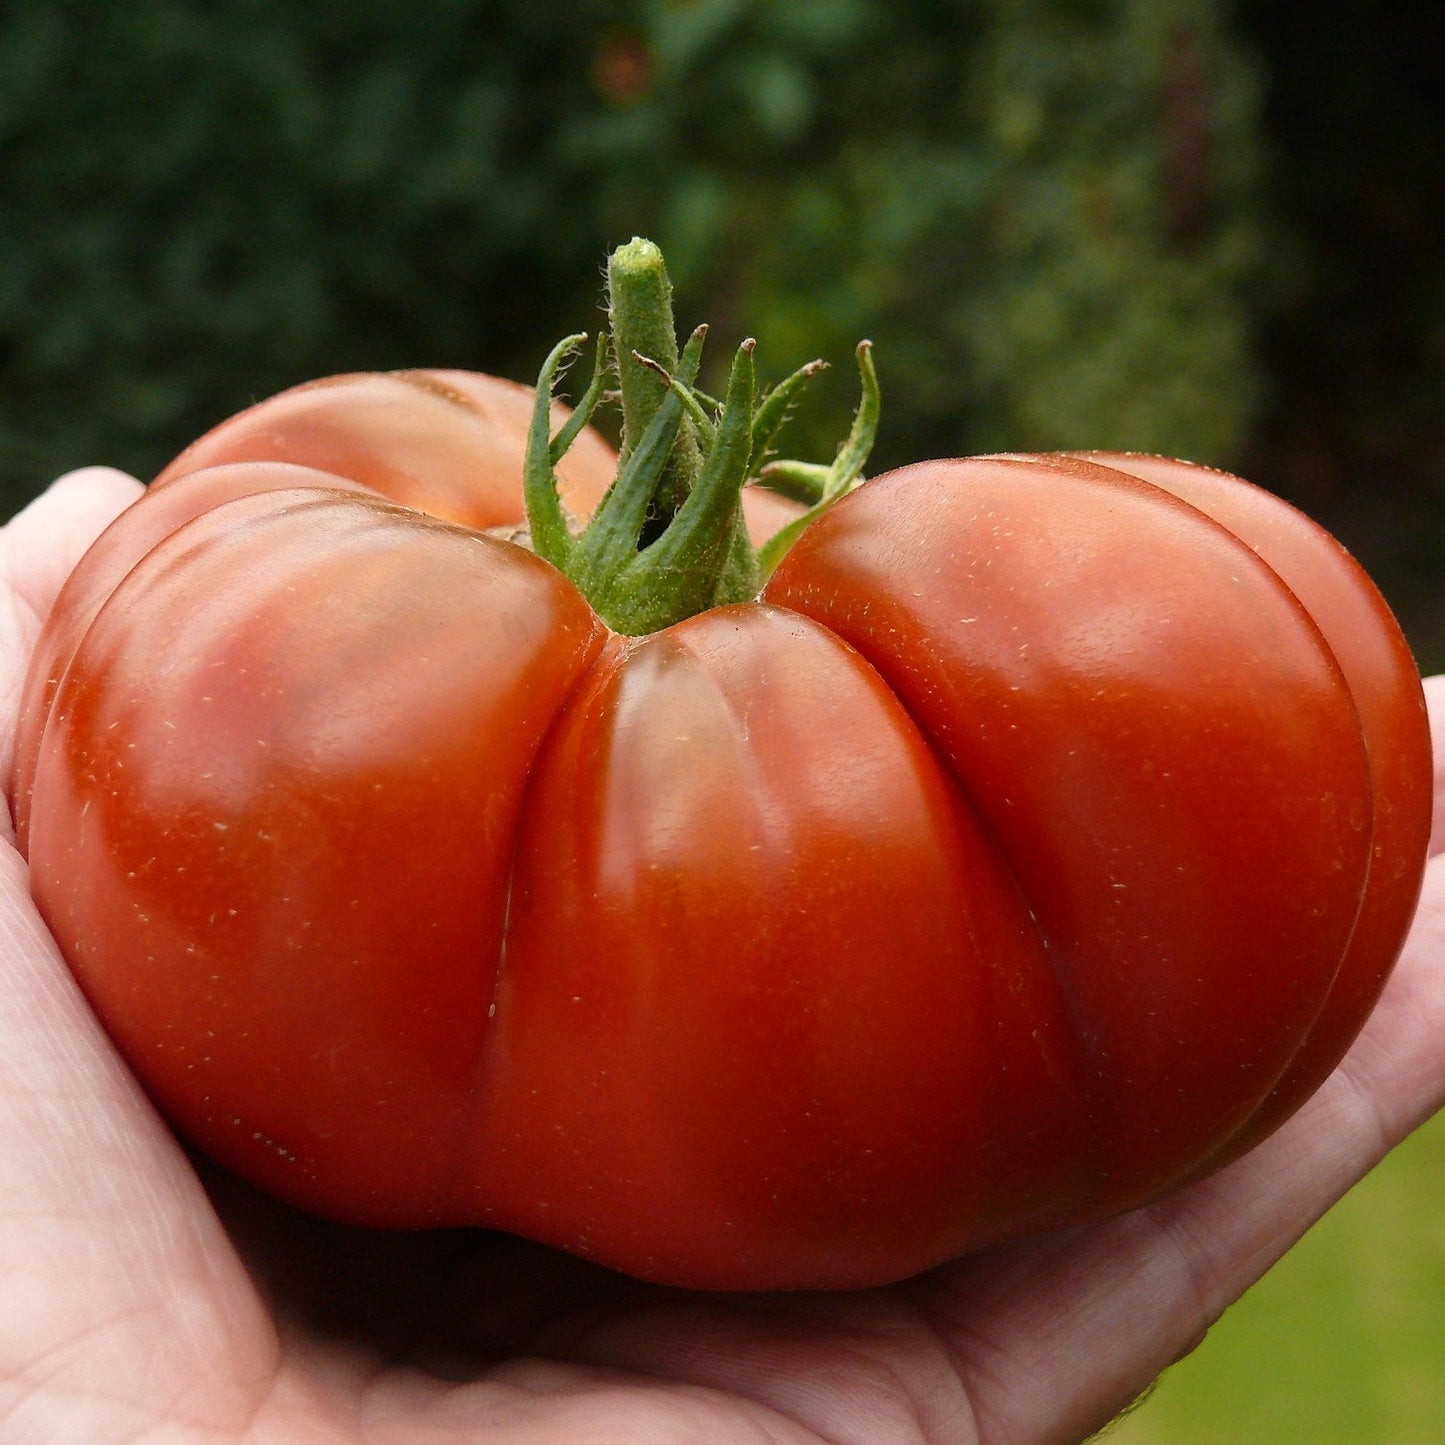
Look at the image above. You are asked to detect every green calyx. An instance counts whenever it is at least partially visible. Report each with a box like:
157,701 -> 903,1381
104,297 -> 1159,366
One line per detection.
523,236 -> 879,636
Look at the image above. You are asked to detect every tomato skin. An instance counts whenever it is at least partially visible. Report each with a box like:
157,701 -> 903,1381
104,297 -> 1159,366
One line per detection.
150,369 -> 620,529
14,393 -> 1431,1289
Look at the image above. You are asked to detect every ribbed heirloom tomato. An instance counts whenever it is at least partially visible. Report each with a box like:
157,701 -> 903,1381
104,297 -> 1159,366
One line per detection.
12,241 -> 1432,1290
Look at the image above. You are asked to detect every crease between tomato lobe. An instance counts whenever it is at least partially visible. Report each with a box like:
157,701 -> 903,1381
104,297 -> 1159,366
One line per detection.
764,453 -> 1381,1218
1062,451 -> 1431,1173
468,601 -> 1095,1287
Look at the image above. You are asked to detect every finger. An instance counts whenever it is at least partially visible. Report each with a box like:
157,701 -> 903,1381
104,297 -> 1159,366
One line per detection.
2,467 -> 143,621
0,470 -> 286,1429
0,837 -> 281,1434
1421,673 -> 1445,855
0,470 -> 143,829
0,468 -> 143,679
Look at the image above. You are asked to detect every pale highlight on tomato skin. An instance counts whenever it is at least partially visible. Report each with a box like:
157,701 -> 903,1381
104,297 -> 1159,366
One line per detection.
12,369 -> 1431,1291
24,492 -> 606,1211
11,463 -> 382,853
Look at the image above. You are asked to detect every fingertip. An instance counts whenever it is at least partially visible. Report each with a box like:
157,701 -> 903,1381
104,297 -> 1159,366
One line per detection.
45,466 -> 146,512
1422,674 -> 1445,857
4,467 -> 143,557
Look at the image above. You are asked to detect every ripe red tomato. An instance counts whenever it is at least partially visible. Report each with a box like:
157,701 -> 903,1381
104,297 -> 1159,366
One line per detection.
12,370 -> 1431,1289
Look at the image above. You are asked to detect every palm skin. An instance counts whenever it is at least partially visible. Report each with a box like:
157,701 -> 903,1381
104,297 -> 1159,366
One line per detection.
4,469 -> 1444,1445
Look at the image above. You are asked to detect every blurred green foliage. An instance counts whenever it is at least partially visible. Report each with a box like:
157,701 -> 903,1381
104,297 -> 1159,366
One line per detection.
0,0 -> 1266,512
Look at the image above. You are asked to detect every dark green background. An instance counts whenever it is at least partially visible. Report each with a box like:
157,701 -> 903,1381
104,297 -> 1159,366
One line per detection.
3,0 -> 1442,668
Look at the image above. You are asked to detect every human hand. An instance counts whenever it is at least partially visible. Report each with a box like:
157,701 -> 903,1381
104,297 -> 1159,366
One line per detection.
4,470 -> 1444,1444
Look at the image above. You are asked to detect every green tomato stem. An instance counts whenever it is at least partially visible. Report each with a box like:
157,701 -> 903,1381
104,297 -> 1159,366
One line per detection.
607,237 -> 702,525
522,333 -> 587,572
756,342 -> 880,580
572,327 -> 704,593
596,338 -> 760,631
521,239 -> 880,635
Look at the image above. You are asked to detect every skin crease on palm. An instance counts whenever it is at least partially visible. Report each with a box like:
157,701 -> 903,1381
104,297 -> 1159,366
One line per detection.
3,469 -> 1445,1445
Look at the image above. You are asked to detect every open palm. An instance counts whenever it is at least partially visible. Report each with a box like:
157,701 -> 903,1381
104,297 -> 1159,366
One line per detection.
5,469 -> 1445,1445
